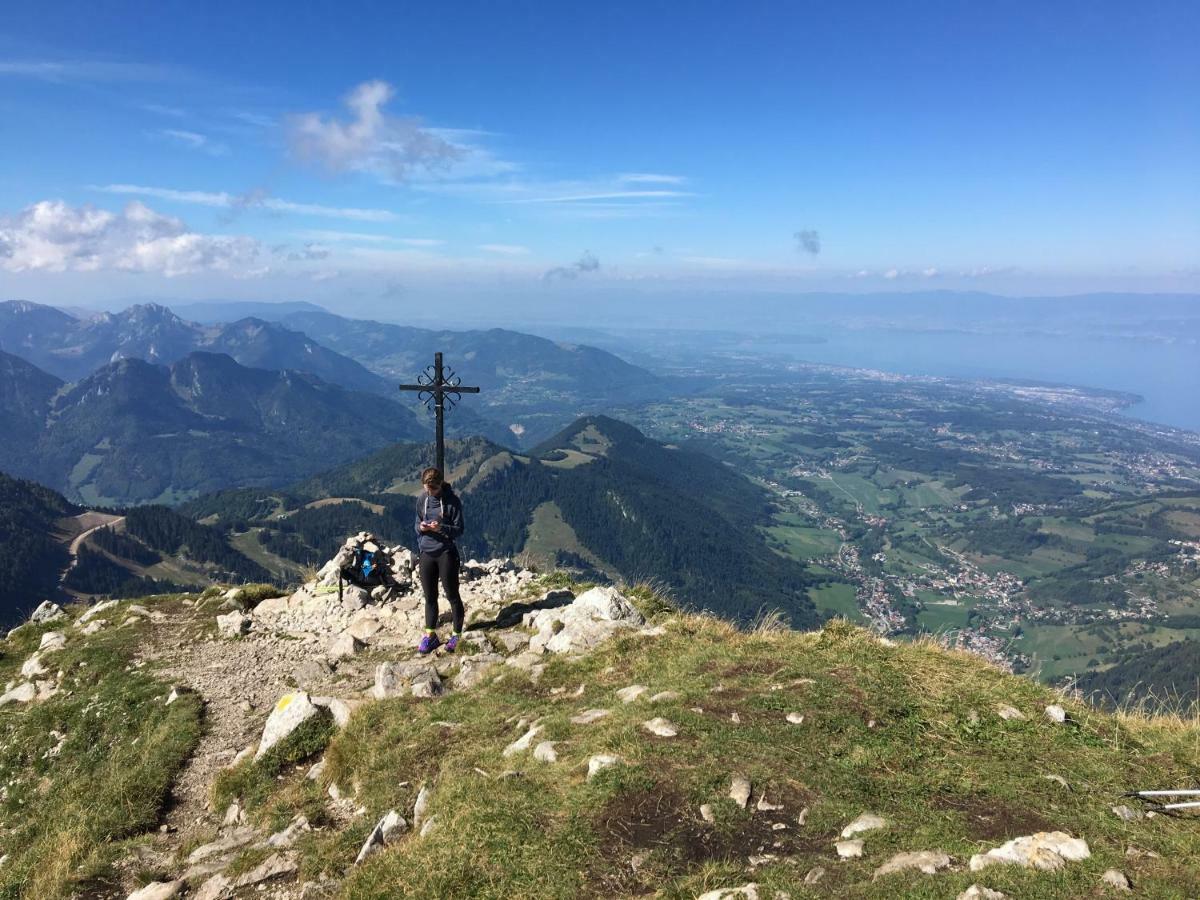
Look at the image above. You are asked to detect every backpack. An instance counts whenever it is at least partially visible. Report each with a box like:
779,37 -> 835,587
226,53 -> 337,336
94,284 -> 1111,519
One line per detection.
338,536 -> 400,601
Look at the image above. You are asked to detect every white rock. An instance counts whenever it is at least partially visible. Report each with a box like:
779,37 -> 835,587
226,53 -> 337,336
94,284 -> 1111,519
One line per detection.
587,754 -> 620,779
1111,804 -> 1142,822
649,690 -> 681,703
641,717 -> 678,737
413,784 -> 432,829
700,803 -> 716,823
419,815 -> 437,837
255,692 -> 323,760
841,812 -> 887,838
1101,869 -> 1132,891
216,612 -> 251,639
265,815 -> 311,848
697,885 -> 759,900
327,632 -> 364,660
232,852 -> 297,888
191,874 -> 232,900
1045,704 -> 1067,724
873,850 -> 952,879
503,723 -> 544,757
307,759 -> 327,781
20,654 -> 47,679
835,839 -> 864,859
39,631 -> 66,652
969,831 -> 1090,872
786,713 -> 805,725
79,598 -> 117,624
411,669 -> 443,698
997,705 -> 1026,721
355,810 -> 407,863
803,867 -> 825,884
454,653 -> 503,690
957,886 -> 1007,900
126,881 -> 182,900
80,620 -> 106,635
222,801 -> 244,827
533,741 -> 558,763
756,795 -> 783,812
0,682 -> 36,706
570,708 -> 611,725
311,696 -> 359,728
730,775 -> 752,809
616,685 -> 648,703
29,601 -> 65,624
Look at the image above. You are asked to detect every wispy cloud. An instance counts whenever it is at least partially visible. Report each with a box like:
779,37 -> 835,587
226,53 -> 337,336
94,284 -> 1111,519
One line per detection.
617,173 -> 688,185
509,190 -> 693,205
287,80 -> 461,180
480,243 -> 530,255
158,129 -> 230,157
544,251 -> 600,280
0,59 -> 178,83
0,199 -> 259,276
93,184 -> 399,223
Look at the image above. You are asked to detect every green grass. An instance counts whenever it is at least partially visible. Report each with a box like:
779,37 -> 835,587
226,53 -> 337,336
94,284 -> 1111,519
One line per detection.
232,617 -> 1200,898
0,599 -> 202,900
807,582 -> 862,622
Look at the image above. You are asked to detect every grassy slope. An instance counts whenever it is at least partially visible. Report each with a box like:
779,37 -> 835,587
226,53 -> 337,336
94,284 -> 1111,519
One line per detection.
0,597 -> 202,900
225,612 -> 1199,899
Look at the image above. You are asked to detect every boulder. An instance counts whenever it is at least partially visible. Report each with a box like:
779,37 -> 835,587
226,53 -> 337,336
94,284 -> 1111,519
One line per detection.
255,692 -> 324,760
20,654 -> 47,679
191,874 -> 232,900
873,850 -> 952,879
373,660 -> 441,700
969,831 -> 1090,872
1045,704 -> 1068,724
835,839 -> 864,859
231,852 -> 298,888
39,631 -> 66,652
413,784 -> 432,829
312,696 -> 360,728
587,754 -> 621,780
454,653 -> 504,690
29,601 -> 65,624
216,612 -> 251,639
356,809 -> 407,863
616,685 -> 648,703
0,682 -> 36,706
327,632 -> 364,661
533,741 -> 558,763
292,658 -> 332,689
527,586 -> 644,655
126,881 -> 182,900
729,775 -> 752,809
641,717 -> 678,737
958,887 -> 1007,900
1101,869 -> 1132,892
265,814 -> 311,848
411,668 -> 443,699
841,812 -> 887,838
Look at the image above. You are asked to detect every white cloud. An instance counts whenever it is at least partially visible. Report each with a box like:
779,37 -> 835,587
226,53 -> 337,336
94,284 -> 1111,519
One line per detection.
287,80 -> 461,180
159,129 -> 229,156
509,190 -> 693,204
0,59 -> 177,83
617,173 -> 688,185
883,268 -> 900,279
396,238 -> 444,247
480,243 -> 530,255
94,184 -> 399,223
0,200 -> 259,276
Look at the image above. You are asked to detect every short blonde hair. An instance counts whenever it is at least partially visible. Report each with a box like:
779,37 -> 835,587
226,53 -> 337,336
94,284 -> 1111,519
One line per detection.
421,467 -> 443,487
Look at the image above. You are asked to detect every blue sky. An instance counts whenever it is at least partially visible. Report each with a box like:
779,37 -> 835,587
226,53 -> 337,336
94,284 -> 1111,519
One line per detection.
0,0 -> 1197,317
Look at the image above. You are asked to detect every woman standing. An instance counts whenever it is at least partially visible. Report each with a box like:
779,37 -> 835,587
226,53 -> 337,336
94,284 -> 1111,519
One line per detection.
414,467 -> 466,653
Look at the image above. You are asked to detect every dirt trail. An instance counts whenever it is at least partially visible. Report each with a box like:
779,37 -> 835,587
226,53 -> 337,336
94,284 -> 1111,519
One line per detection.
59,512 -> 124,586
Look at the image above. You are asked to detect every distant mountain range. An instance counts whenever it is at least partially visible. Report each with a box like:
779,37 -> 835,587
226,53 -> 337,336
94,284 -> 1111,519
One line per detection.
0,300 -> 663,445
183,415 -> 824,627
0,348 -> 425,506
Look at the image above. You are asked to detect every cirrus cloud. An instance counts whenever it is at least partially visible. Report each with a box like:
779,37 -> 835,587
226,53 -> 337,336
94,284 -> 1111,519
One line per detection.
0,200 -> 259,276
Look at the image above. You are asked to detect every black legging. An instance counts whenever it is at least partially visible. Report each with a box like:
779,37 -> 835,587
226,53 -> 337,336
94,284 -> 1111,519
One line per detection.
419,549 -> 464,632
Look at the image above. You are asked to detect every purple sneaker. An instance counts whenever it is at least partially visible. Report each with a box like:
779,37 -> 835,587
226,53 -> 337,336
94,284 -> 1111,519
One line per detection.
418,632 -> 440,655
445,633 -> 461,653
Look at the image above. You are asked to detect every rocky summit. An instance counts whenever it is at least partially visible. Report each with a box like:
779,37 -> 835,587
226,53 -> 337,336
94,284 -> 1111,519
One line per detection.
0,538 -> 1196,899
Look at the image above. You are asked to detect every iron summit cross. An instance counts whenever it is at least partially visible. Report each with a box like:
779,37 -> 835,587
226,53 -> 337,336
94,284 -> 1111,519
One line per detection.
398,352 -> 481,474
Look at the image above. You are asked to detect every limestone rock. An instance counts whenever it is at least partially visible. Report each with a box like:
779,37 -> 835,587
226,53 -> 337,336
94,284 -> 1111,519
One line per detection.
1044,704 -> 1067,724
20,654 -> 47,679
187,826 -> 258,864
265,814 -> 311,848
454,653 -> 503,690
835,839 -> 864,859
232,852 -> 298,888
1101,869 -> 1132,891
969,831 -> 1090,872
1111,804 -> 1142,822
312,696 -> 360,728
700,803 -> 716,823
786,712 -> 805,725
587,754 -> 620,779
841,812 -> 887,838
0,682 -> 36,706
256,692 -> 323,760
216,612 -> 251,639
192,874 -> 232,900
697,885 -> 759,900
533,741 -> 558,763
39,631 -> 66,652
29,601 -> 64,624
641,717 -> 678,737
527,586 -> 644,655
127,881 -> 182,900
803,867 -> 825,884
411,668 -> 443,698
355,810 -> 407,863
570,708 -> 611,725
503,723 -> 544,757
730,775 -> 752,809
292,658 -> 332,689
327,632 -> 364,661
873,850 -> 952,879
373,660 -> 441,700
649,690 -> 681,703
79,598 -> 117,624
997,705 -> 1026,721
412,784 -> 432,829
616,684 -> 648,703
958,887 -> 1007,900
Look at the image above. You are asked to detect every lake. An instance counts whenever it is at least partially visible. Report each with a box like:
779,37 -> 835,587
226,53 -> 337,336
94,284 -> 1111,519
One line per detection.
770,329 -> 1199,433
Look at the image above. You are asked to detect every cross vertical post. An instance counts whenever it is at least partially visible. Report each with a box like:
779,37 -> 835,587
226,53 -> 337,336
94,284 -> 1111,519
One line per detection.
398,352 -> 481,474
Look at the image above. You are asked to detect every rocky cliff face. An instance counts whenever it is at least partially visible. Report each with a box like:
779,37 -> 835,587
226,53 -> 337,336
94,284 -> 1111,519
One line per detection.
0,543 -> 1196,899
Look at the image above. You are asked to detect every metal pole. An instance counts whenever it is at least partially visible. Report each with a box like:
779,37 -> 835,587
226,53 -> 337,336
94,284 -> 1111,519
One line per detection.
434,351 -> 445,474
